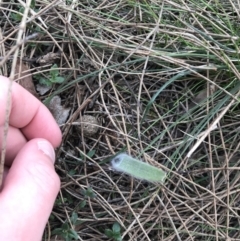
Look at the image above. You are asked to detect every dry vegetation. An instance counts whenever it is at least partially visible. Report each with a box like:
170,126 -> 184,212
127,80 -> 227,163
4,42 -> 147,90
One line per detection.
1,0 -> 240,240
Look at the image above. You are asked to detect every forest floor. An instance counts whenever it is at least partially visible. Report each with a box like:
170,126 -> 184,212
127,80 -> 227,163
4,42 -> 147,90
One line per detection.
1,0 -> 240,240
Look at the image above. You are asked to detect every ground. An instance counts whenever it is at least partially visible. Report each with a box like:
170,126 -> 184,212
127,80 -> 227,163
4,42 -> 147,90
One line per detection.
1,0 -> 240,240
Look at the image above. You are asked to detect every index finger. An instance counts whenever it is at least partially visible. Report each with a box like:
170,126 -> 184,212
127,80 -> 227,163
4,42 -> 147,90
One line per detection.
0,76 -> 62,147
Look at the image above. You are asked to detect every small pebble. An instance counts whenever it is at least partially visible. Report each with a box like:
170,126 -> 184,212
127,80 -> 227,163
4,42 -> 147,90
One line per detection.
77,115 -> 99,137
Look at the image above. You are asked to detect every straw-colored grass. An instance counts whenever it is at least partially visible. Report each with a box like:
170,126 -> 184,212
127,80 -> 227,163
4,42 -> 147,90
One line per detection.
1,0 -> 240,240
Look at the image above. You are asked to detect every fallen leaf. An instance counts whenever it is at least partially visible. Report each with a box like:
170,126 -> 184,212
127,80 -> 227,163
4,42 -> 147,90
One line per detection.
48,95 -> 70,125
36,83 -> 52,95
36,52 -> 60,65
14,60 -> 39,99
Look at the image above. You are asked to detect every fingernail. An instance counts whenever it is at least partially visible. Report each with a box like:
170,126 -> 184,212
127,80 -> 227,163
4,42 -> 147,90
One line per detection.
37,140 -> 55,163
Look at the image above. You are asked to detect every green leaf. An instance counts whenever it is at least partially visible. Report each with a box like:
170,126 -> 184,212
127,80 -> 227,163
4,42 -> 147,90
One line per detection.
105,229 -> 113,238
68,169 -> 76,176
61,222 -> 69,230
87,149 -> 96,158
50,64 -> 59,77
113,234 -> 122,241
70,212 -> 78,225
53,76 -> 65,83
52,228 -> 63,235
39,77 -> 52,87
11,6 -> 25,22
30,0 -> 36,8
79,200 -> 86,209
82,187 -> 96,199
115,235 -> 122,241
55,197 -> 67,205
65,237 -> 71,241
112,222 -> 121,233
68,229 -> 79,239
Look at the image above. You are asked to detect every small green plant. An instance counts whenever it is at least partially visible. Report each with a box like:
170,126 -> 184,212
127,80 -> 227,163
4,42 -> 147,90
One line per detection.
78,199 -> 87,209
37,64 -> 65,86
11,0 -> 36,22
55,197 -> 68,206
52,222 -> 78,241
11,6 -> 24,22
105,222 -> 122,241
79,149 -> 96,161
52,212 -> 80,241
68,169 -> 76,176
54,194 -> 74,206
81,187 -> 96,199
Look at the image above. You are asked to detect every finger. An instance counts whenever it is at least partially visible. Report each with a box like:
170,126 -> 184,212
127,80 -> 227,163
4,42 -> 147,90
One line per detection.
0,139 -> 60,241
0,126 -> 27,165
0,76 -> 62,147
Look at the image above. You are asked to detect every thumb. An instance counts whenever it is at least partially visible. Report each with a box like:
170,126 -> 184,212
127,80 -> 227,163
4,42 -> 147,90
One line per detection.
0,139 -> 60,241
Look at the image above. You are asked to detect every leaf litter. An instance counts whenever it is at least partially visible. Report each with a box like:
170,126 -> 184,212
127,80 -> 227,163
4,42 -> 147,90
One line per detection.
2,1 -> 240,240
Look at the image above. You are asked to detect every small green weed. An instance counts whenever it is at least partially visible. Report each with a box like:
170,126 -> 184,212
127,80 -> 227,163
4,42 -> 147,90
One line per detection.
105,222 -> 122,241
52,212 -> 80,241
11,0 -> 36,22
52,223 -> 78,241
79,149 -> 96,160
36,64 -> 65,87
81,187 -> 96,199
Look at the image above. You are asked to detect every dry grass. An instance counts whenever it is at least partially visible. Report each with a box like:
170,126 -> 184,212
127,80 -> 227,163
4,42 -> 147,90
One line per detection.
1,0 -> 240,240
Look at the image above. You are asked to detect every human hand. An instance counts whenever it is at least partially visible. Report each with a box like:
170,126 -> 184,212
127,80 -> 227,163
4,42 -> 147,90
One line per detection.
0,76 -> 62,241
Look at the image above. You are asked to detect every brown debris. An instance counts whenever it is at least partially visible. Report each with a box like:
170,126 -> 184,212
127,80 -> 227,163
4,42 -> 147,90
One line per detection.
36,52 -> 61,65
48,95 -> 70,125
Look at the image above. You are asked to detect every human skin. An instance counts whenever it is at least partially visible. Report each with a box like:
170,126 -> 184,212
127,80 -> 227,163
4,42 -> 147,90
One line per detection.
0,76 -> 62,241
